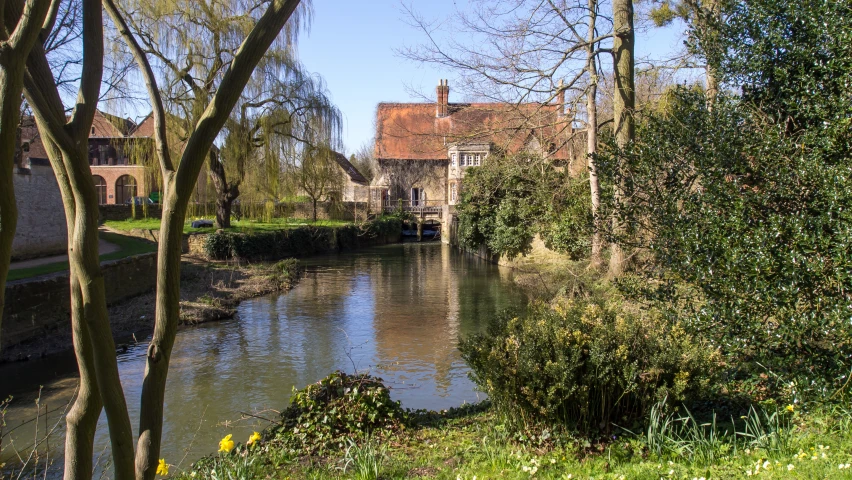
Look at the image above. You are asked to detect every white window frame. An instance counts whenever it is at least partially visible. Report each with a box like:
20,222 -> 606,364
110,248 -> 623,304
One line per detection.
450,182 -> 457,202
474,154 -> 481,166
451,153 -> 457,166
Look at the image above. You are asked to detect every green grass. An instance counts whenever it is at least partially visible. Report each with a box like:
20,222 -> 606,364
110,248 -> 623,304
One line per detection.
7,232 -> 157,281
172,406 -> 852,480
103,217 -> 352,235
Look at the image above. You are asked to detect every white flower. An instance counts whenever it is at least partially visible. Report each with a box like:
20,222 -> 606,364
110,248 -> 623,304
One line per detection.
746,469 -> 752,476
763,460 -> 771,469
550,458 -> 557,464
530,466 -> 538,475
668,470 -> 674,475
787,464 -> 795,471
522,466 -> 530,472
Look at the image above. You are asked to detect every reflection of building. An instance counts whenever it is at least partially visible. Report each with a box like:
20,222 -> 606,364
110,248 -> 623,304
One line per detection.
372,80 -> 581,212
19,111 -> 155,205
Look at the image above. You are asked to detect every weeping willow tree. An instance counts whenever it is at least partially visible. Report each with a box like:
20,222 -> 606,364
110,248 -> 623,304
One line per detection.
211,64 -> 341,228
0,0 -> 58,349
103,0 -> 311,478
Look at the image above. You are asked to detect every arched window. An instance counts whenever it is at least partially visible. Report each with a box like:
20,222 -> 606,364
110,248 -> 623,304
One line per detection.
93,175 -> 107,205
115,175 -> 137,204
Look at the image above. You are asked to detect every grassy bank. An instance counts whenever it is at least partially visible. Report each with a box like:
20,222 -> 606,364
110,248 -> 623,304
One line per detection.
172,399 -> 852,479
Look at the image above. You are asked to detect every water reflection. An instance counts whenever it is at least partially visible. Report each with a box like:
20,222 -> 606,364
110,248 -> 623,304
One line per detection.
1,242 -> 525,476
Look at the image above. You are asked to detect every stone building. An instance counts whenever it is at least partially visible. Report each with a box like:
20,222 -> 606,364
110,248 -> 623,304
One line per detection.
372,80 -> 581,213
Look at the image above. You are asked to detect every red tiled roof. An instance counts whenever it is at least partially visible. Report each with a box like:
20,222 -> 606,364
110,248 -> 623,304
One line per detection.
374,102 -> 573,161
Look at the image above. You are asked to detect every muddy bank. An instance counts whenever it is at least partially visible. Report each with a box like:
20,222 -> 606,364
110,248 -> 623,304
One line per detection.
0,256 -> 300,364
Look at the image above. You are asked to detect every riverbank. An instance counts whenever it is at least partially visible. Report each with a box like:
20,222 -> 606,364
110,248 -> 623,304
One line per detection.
0,257 -> 301,364
173,383 -> 852,479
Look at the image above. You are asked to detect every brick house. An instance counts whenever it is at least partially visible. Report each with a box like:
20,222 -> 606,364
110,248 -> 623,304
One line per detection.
19,111 -> 155,205
372,80 -> 581,212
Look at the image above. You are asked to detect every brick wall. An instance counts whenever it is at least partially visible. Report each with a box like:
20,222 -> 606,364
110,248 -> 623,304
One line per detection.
11,162 -> 68,260
1,253 -> 157,351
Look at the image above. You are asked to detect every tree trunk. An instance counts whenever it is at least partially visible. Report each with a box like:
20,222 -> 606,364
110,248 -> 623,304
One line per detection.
134,178 -> 183,480
703,0 -> 721,108
0,0 -> 57,350
586,0 -> 602,270
20,0 -> 138,476
312,197 -> 318,222
0,69 -> 22,346
208,150 -> 238,229
63,279 -> 103,480
609,0 -> 634,277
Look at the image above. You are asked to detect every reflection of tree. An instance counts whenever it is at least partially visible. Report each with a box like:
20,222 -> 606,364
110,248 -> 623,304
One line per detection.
370,244 -> 525,395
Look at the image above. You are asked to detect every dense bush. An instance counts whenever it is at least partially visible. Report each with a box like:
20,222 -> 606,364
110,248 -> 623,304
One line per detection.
203,218 -> 402,260
460,300 -> 720,433
456,153 -> 593,259
269,371 -> 406,453
597,0 -> 852,399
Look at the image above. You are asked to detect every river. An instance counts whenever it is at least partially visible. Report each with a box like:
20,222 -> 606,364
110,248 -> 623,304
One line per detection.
0,242 -> 525,476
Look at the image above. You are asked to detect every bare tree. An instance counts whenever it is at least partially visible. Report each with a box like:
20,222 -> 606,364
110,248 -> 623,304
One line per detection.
0,0 -> 58,349
402,0 -> 613,265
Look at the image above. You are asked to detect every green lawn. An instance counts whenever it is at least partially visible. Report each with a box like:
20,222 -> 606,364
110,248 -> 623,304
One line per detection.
174,406 -> 852,480
103,217 -> 352,235
7,232 -> 157,282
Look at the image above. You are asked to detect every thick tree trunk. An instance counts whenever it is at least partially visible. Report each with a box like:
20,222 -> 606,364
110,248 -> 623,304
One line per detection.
63,279 -> 103,480
609,0 -> 634,277
0,0 -> 57,350
0,70 -> 22,345
208,150 -> 238,229
20,0 -> 137,476
586,0 -> 602,270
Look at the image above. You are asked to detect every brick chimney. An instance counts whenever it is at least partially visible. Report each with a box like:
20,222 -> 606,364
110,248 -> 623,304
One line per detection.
436,79 -> 449,117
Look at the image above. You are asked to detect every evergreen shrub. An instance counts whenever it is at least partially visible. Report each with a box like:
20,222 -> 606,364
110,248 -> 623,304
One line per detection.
460,300 -> 720,433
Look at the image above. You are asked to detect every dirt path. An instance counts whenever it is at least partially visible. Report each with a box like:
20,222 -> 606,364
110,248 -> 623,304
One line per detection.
9,239 -> 120,270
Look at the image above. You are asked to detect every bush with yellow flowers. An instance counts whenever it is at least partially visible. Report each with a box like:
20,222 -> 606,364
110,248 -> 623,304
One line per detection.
460,299 -> 721,434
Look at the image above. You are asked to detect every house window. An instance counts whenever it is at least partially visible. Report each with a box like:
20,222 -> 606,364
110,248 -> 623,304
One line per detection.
115,174 -> 137,204
450,183 -> 457,203
474,154 -> 481,166
411,187 -> 425,206
451,153 -> 457,167
98,145 -> 108,165
93,175 -> 107,205
460,155 -> 467,167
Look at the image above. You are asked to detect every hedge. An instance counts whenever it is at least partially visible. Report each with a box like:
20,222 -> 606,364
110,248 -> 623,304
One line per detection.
203,217 -> 403,261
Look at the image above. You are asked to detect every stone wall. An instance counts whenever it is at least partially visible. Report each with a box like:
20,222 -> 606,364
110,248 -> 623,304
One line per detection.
1,253 -> 157,351
11,161 -> 68,260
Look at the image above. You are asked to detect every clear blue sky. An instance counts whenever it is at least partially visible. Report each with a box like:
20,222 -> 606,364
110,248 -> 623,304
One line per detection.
298,1 -> 690,154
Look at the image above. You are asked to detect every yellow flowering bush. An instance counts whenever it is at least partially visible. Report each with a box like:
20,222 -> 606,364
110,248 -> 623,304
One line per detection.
460,299 -> 721,432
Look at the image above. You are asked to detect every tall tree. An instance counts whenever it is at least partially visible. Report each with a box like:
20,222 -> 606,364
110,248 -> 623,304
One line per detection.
608,0 -> 634,276
104,0 -> 308,477
0,0 -> 58,349
209,69 -> 340,228
14,0 -> 138,477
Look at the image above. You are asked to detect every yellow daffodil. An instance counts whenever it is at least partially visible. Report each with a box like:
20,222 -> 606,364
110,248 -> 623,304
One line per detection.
219,434 -> 235,453
156,458 -> 169,476
785,404 -> 795,413
247,431 -> 261,446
